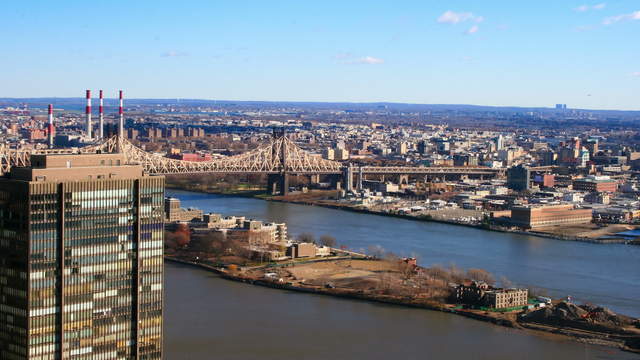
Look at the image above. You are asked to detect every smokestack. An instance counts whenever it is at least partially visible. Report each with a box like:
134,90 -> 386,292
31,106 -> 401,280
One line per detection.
86,90 -> 92,139
48,104 -> 54,148
118,90 -> 124,139
99,90 -> 104,139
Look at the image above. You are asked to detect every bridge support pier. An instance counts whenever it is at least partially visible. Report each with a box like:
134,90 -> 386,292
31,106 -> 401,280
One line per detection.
267,173 -> 289,196
309,174 -> 320,185
343,165 -> 354,193
328,175 -> 342,191
398,174 -> 409,186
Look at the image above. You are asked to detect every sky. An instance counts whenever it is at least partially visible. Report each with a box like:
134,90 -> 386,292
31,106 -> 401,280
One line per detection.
1,1 -> 639,110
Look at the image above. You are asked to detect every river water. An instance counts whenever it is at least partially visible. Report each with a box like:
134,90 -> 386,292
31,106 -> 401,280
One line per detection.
164,190 -> 640,359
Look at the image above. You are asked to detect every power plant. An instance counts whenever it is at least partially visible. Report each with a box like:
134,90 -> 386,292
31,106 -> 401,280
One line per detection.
47,103 -> 54,148
85,89 -> 92,139
44,90 -> 124,148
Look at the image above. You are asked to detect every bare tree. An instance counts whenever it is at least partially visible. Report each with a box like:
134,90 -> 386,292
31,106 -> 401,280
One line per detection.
399,261 -> 416,280
190,231 -> 226,255
368,245 -> 386,259
447,264 -> 466,284
500,276 -> 513,289
296,232 -> 316,244
319,235 -> 336,248
466,268 -> 495,286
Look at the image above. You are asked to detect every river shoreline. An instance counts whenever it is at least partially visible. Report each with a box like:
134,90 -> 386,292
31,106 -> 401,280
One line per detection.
167,185 -> 639,245
164,256 -> 640,354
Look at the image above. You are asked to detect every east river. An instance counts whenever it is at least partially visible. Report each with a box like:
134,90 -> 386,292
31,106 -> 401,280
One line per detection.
164,190 -> 640,359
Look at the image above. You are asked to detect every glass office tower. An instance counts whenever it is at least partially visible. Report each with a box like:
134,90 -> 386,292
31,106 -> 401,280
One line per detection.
0,153 -> 164,360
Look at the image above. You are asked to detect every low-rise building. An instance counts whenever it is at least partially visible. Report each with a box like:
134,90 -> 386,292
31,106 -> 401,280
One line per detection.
165,197 -> 203,222
484,288 -> 529,309
454,281 -> 529,309
573,176 -> 618,193
287,242 -> 317,258
509,204 -> 592,229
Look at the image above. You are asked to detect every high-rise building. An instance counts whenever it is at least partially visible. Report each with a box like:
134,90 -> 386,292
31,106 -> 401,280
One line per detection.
507,164 -> 531,191
395,142 -> 408,155
0,153 -> 164,360
323,148 -> 335,160
417,140 -> 427,155
334,148 -> 350,160
495,134 -> 504,151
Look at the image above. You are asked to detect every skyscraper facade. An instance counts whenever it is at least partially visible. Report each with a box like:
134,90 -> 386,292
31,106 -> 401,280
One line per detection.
507,164 -> 531,192
0,153 -> 164,360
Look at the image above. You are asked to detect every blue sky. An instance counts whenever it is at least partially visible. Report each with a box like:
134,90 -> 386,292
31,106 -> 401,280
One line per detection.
1,1 -> 639,109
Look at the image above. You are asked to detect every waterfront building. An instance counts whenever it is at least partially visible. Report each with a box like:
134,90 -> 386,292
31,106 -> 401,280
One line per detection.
287,242 -> 317,258
221,220 -> 287,246
509,204 -> 592,229
0,153 -> 164,359
484,288 -> 529,309
454,281 -> 528,309
197,213 -> 245,229
164,197 -> 203,222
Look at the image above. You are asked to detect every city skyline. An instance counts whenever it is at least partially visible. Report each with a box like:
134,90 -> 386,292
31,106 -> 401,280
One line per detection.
2,1 -> 639,110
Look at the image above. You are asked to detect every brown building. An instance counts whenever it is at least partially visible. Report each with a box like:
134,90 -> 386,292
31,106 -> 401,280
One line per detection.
287,242 -> 316,258
484,288 -> 529,309
165,197 -> 203,222
572,176 -> 618,193
147,127 -> 163,138
187,127 -> 205,137
0,153 -> 164,359
533,174 -> 555,188
510,204 -> 592,229
454,281 -> 528,309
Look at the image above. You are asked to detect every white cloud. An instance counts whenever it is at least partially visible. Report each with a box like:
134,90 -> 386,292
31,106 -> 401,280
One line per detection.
632,72 -> 640,77
575,3 -> 606,12
351,56 -> 384,65
465,25 -> 479,35
603,10 -> 640,25
161,50 -> 188,57
437,10 -> 483,25
335,54 -> 384,65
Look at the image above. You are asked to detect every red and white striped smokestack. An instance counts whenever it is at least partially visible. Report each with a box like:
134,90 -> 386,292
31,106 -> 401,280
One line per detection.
118,90 -> 124,139
48,104 -> 54,148
86,90 -> 92,139
98,90 -> 104,139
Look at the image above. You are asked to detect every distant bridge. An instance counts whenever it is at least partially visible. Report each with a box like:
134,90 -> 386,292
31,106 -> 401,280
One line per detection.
0,131 -> 501,194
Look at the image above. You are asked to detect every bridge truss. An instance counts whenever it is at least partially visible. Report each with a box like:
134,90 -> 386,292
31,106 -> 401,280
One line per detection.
0,134 -> 501,179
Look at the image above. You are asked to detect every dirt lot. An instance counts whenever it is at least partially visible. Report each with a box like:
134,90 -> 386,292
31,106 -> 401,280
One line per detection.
535,223 -> 637,239
287,259 -> 396,281
253,259 -> 402,290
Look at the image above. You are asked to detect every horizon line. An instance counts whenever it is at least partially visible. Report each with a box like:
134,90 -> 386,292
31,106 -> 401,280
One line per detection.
1,96 -> 639,113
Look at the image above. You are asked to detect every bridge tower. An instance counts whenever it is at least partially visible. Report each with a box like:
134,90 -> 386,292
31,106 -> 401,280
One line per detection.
267,128 -> 289,195
343,164 -> 354,193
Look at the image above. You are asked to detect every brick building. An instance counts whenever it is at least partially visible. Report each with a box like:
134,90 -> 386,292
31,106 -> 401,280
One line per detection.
572,176 -> 618,193
510,204 -> 592,229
